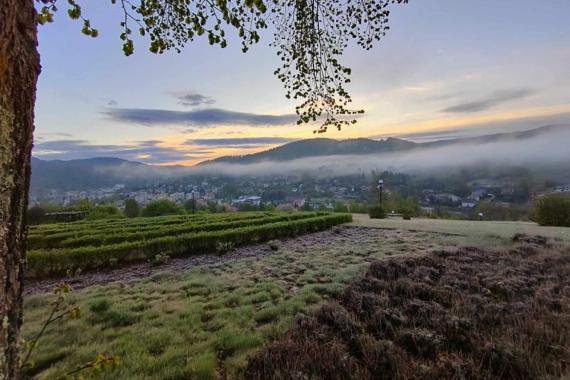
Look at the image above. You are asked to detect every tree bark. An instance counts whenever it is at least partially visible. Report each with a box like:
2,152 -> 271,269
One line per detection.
0,0 -> 41,378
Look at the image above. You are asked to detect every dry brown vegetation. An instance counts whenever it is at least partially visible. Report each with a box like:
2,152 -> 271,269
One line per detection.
245,234 -> 570,379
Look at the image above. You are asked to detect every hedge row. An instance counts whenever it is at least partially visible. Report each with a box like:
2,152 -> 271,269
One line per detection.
31,212 -> 323,250
30,213 -> 198,233
27,212 -> 287,249
29,211 -> 273,236
27,213 -> 352,278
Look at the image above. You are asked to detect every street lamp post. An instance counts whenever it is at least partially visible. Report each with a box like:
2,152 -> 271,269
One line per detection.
377,179 -> 384,207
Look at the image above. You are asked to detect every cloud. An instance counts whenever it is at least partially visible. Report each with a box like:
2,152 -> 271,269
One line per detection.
442,88 -> 536,113
104,108 -> 298,127
35,132 -> 73,142
186,137 -> 295,146
33,139 -> 192,164
104,108 -> 298,128
367,111 -> 570,143
176,92 -> 215,107
107,99 -> 118,106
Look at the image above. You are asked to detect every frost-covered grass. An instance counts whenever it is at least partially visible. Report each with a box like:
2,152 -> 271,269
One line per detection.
351,214 -> 570,244
22,216 -> 569,379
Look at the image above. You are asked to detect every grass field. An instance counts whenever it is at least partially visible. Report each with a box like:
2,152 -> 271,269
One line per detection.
22,215 -> 570,379
352,214 -> 570,243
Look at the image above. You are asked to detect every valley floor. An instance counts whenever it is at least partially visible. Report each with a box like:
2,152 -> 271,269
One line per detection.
22,216 -> 570,379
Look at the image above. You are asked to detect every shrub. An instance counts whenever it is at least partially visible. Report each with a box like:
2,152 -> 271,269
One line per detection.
141,199 -> 185,217
254,306 -> 280,324
102,307 -> 140,327
151,253 -> 170,266
87,204 -> 123,220
88,298 -> 111,314
215,241 -> 235,255
215,329 -> 262,360
532,194 -> 570,227
334,202 -> 349,213
369,205 -> 386,219
189,352 -> 217,380
124,198 -> 140,218
268,240 -> 280,251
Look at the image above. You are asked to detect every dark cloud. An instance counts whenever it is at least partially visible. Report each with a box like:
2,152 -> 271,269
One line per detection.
186,137 -> 294,146
177,92 -> 215,107
104,108 -> 298,127
33,139 -> 192,164
35,132 -> 74,142
441,88 -> 536,113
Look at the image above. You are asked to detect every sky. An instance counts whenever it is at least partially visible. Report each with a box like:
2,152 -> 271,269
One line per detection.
33,0 -> 570,166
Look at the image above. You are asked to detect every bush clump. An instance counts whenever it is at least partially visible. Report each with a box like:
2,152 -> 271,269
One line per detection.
369,205 -> 386,219
532,194 -> 570,227
215,241 -> 235,255
268,240 -> 280,251
151,252 -> 169,266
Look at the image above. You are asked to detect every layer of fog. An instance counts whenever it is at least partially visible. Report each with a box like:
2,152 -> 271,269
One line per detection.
99,126 -> 570,179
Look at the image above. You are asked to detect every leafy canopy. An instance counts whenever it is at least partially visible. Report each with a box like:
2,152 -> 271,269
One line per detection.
36,0 -> 407,132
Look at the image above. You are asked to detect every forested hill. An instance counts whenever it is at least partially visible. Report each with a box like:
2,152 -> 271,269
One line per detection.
199,124 -> 569,165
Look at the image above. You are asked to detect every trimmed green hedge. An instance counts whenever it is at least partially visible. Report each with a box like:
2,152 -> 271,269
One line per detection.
32,212 -> 323,249
28,212 -> 304,249
27,213 -> 352,278
29,212 -> 273,237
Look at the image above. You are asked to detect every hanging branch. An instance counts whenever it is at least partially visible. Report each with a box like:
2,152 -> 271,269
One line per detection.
35,0 -> 407,130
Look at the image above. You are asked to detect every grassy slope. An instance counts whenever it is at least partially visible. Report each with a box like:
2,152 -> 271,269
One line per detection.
22,217 -> 570,379
351,214 -> 570,243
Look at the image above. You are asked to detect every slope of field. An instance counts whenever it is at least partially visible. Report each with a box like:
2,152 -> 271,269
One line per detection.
351,214 -> 570,243
22,218 -> 570,379
27,212 -> 351,277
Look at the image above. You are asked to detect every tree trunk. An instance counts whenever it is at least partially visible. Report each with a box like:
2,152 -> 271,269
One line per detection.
0,0 -> 41,378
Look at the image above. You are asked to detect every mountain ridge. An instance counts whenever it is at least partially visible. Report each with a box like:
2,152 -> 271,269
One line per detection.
30,124 -> 569,192
198,124 -> 569,165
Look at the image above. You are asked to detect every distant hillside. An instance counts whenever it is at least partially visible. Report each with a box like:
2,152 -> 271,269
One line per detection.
30,124 -> 569,192
199,137 -> 417,165
200,124 -> 569,165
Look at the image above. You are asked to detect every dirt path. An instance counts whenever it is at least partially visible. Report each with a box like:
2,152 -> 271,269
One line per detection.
28,225 -> 432,295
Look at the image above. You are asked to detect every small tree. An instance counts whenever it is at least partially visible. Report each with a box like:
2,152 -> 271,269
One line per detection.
368,205 -> 386,219
532,194 -> 570,227
87,204 -> 123,220
124,198 -> 140,218
141,199 -> 185,217
334,202 -> 349,213
69,198 -> 94,212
